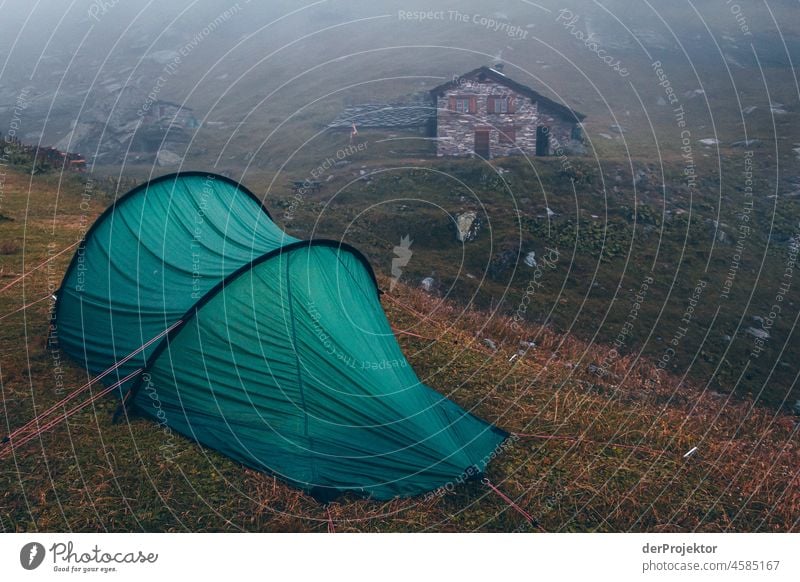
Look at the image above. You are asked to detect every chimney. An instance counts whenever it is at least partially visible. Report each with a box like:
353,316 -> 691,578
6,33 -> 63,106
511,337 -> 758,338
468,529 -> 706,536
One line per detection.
493,63 -> 505,73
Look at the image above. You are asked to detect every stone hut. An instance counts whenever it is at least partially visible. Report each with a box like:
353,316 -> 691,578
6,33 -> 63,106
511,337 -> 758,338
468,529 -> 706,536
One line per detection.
430,65 -> 585,159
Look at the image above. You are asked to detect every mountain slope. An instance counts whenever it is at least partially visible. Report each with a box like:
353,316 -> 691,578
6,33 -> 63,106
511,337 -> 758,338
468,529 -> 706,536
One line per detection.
0,167 -> 797,532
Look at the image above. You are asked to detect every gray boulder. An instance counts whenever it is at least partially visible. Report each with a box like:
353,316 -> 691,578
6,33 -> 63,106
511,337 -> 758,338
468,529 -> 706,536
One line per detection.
455,211 -> 479,242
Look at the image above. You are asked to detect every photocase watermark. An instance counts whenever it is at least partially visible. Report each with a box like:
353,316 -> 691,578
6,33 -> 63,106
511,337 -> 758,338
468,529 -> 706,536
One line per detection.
652,61 -> 696,192
655,278 -> 707,375
190,175 -> 216,299
510,246 -> 560,331
725,0 -> 752,36
390,235 -> 413,291
750,223 -> 800,358
307,300 -> 408,370
47,240 -> 66,395
68,177 -> 96,296
87,0 -> 121,22
0,150 -> 6,212
397,9 -> 447,22
20,540 -> 158,573
20,542 -> 46,570
48,177 -> 94,394
595,273 -> 654,377
422,434 -> 520,502
137,2 -> 246,119
720,150 -> 754,300
141,373 -> 180,462
397,10 -> 528,39
48,541 -> 158,574
541,126 -> 573,173
284,141 -> 368,222
674,104 -> 696,192
448,10 -> 528,39
1,85 -> 32,147
556,9 -> 629,77
511,486 -> 563,532
652,60 -> 679,106
1,88 -> 32,178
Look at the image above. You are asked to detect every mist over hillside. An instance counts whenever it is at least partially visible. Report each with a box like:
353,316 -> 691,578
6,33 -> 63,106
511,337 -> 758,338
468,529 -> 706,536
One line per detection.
1,0 -> 798,170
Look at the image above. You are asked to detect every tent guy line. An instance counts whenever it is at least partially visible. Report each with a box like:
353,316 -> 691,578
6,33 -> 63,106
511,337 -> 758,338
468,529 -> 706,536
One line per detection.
0,240 -> 80,294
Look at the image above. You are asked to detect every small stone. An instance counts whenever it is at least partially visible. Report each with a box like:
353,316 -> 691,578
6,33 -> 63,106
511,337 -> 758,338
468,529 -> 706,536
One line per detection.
524,251 -> 537,267
156,149 -> 181,166
731,139 -> 761,148
455,211 -> 479,242
745,326 -> 769,340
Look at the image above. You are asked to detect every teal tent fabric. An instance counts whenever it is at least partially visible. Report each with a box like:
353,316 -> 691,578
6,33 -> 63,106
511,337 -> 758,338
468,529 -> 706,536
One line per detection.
56,172 -> 297,392
56,172 -> 507,500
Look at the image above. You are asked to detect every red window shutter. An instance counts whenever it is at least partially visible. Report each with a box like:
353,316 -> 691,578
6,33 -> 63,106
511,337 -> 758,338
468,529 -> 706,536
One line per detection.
499,126 -> 515,144
469,96 -> 477,113
508,97 -> 516,113
448,96 -> 456,111
488,96 -> 495,114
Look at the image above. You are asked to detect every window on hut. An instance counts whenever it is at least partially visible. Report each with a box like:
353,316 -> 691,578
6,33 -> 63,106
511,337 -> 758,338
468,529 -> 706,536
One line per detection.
448,95 -> 477,114
488,95 -> 515,114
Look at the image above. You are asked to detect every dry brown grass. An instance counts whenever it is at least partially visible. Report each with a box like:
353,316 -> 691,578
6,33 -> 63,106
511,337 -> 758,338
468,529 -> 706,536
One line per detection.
380,278 -> 799,532
0,167 -> 797,532
0,240 -> 20,255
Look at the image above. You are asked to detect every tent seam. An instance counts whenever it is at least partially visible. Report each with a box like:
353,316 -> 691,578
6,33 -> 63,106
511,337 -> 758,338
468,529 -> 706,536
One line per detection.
285,251 -> 317,486
121,240 -> 379,412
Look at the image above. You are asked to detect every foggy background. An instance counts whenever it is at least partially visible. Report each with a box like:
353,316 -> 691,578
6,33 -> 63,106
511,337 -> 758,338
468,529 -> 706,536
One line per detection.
1,0 -> 797,174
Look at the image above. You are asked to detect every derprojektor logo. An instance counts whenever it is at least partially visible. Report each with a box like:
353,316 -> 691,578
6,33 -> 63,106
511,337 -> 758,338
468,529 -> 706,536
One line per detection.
20,542 -> 46,570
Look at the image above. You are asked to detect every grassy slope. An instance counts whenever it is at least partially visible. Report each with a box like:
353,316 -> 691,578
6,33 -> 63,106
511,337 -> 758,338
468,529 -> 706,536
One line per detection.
278,143 -> 800,409
0,167 -> 797,532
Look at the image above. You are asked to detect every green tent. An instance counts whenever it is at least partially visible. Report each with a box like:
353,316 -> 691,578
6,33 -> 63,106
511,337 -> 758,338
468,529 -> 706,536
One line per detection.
55,172 -> 507,500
